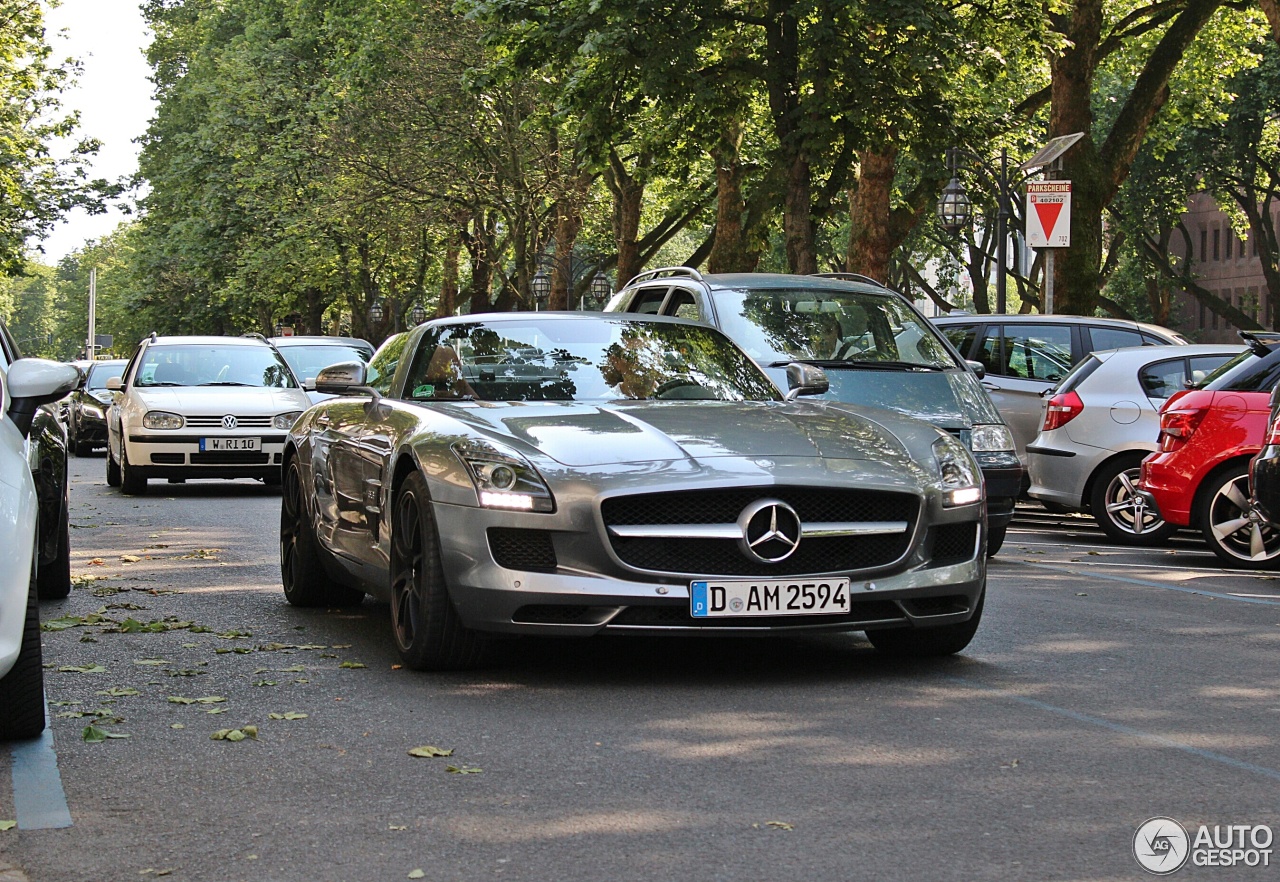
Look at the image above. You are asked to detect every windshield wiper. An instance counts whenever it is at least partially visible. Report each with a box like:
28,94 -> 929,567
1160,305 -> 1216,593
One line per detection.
199,381 -> 255,386
768,359 -> 947,371
139,381 -> 183,387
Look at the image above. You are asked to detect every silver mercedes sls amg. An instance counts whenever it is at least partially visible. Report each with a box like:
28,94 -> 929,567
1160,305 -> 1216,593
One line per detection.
279,312 -> 987,670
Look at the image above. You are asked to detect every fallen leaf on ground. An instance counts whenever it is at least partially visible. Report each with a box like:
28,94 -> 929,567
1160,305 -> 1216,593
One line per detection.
59,664 -> 107,674
0,820 -> 15,831
408,870 -> 425,879
82,725 -> 129,742
764,821 -> 794,830
339,661 -> 366,669
408,745 -> 453,758
120,554 -> 142,563
268,712 -> 308,720
445,765 -> 482,774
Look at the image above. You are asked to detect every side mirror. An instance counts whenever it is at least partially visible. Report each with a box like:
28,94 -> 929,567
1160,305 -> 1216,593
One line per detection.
966,360 -> 986,379
7,359 -> 80,438
106,376 -> 123,391
314,361 -> 369,395
784,362 -> 829,400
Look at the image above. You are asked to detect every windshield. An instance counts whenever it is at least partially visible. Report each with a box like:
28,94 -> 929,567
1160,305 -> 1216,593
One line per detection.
713,288 -> 958,369
277,344 -> 371,382
85,362 -> 125,390
135,345 -> 297,388
402,318 -> 781,403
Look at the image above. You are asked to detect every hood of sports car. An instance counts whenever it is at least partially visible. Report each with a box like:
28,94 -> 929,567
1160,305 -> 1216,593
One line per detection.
442,400 -> 920,468
132,387 -> 309,413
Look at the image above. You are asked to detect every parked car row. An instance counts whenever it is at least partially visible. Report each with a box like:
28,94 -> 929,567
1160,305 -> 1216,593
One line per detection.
17,270 -> 1280,739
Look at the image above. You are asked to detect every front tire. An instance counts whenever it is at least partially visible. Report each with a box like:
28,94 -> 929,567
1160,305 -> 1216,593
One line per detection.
1090,458 -> 1175,546
986,522 -> 1007,556
1198,463 -> 1280,569
279,459 -> 363,607
36,491 -> 72,600
866,589 -> 985,657
389,471 -> 483,671
119,441 -> 147,495
0,562 -> 47,739
106,443 -> 121,487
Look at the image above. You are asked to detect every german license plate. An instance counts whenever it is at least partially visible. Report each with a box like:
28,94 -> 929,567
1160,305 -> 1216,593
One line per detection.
199,437 -> 260,451
690,579 -> 850,618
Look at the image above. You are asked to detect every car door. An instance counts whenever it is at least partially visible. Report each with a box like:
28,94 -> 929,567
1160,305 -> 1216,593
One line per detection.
975,323 -> 1076,454
308,397 -> 388,566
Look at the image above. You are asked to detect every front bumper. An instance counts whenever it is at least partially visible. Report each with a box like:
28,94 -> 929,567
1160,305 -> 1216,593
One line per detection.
126,433 -> 287,479
979,460 -> 1023,528
430,500 -> 986,638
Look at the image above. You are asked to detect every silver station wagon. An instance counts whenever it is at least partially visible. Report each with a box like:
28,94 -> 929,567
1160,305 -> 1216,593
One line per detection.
279,312 -> 988,669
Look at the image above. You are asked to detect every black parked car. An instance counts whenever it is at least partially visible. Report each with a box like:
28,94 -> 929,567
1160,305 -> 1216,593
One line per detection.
604,269 -> 1022,554
0,320 -> 72,598
67,358 -> 127,456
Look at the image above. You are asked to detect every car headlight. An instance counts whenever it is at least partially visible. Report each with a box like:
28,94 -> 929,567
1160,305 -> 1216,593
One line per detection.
143,411 -> 184,430
92,391 -> 114,404
934,434 -> 982,507
969,423 -> 1015,452
273,411 -> 303,430
452,438 -> 555,512
83,404 -> 104,419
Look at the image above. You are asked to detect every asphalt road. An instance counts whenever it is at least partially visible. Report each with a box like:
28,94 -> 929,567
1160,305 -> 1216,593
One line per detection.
4,456 -> 1280,881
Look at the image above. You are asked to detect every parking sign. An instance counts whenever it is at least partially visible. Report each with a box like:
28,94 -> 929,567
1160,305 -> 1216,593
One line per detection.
1026,181 -> 1071,247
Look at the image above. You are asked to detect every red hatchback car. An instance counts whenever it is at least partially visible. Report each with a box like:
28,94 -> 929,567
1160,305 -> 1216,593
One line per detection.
1139,334 -> 1280,567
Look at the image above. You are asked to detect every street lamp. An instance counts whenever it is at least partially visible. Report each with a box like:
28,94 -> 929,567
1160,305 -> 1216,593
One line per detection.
587,271 -> 612,310
937,146 -> 1013,315
409,303 -> 427,325
369,299 -> 385,325
530,270 -> 551,310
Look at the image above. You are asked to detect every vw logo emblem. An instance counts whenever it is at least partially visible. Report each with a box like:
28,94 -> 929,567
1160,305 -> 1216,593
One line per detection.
221,414 -> 238,430
737,499 -> 803,563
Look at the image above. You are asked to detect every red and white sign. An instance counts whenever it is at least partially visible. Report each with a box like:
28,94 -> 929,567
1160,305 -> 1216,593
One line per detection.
1026,181 -> 1071,247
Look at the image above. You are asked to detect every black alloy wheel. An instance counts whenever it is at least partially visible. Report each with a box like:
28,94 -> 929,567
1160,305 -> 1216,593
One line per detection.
389,471 -> 484,671
279,458 -> 363,607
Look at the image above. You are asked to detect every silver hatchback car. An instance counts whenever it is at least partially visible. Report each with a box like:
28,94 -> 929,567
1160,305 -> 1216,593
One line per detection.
1027,344 -> 1242,543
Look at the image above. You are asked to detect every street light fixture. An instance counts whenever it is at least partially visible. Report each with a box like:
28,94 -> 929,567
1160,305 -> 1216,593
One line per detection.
530,270 -> 551,310
588,271 -> 611,310
937,146 -> 1013,315
369,299 -> 385,325
409,303 -> 427,325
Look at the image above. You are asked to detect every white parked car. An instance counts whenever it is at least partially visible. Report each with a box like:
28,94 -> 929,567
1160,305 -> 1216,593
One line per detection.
105,335 -> 313,494
1,357 -> 79,740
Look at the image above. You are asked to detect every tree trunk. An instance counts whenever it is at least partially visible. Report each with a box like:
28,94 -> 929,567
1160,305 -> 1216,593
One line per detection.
438,235 -> 460,319
708,119 -> 752,273
606,148 -> 645,288
847,146 -> 896,283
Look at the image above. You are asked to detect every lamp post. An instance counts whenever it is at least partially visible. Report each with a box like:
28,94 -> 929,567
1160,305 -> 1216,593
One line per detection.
937,146 -> 1014,315
409,303 -> 428,326
369,299 -> 385,326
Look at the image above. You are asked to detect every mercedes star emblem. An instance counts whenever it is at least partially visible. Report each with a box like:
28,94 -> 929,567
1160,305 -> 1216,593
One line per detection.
737,499 -> 803,563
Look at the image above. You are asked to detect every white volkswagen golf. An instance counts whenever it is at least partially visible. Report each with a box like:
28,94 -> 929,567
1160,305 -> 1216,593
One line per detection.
1,357 -> 79,740
106,335 -> 312,494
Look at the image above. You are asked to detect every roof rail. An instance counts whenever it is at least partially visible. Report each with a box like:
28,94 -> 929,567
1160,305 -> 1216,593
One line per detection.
242,332 -> 267,342
1239,330 -> 1280,357
811,272 -> 884,286
621,266 -> 705,288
